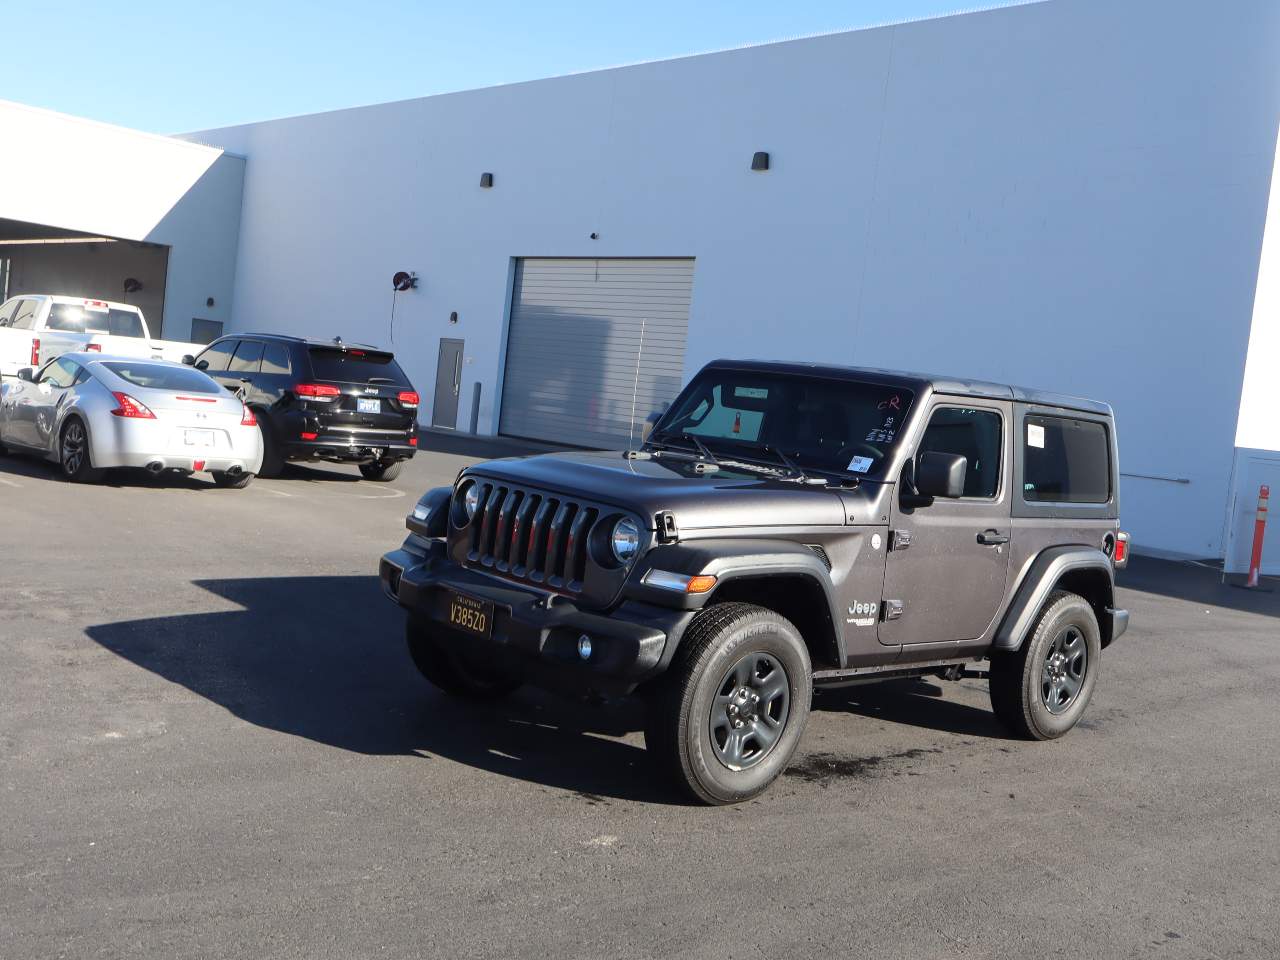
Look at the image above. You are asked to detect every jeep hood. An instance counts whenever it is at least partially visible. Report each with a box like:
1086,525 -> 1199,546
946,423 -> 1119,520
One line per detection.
464,451 -> 887,530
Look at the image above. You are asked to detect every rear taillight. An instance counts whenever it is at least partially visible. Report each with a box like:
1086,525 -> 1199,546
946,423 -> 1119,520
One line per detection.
241,404 -> 257,427
409,437 -> 418,447
1113,531 -> 1129,569
110,392 -> 156,419
300,431 -> 318,441
86,343 -> 102,353
31,338 -> 39,366
295,383 -> 340,402
176,395 -> 216,403
398,390 -> 420,408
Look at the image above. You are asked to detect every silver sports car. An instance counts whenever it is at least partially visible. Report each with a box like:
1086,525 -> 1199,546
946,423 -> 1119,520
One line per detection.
0,352 -> 263,486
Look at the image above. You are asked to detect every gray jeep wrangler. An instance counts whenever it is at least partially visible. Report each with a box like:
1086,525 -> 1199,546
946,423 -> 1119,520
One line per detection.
380,359 -> 1130,804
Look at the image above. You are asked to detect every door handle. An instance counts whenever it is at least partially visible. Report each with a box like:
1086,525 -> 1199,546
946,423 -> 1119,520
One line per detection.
977,530 -> 1009,546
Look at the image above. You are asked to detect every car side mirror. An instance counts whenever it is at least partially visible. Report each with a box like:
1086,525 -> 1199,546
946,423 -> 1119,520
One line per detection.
181,354 -> 196,366
16,368 -> 34,382
915,451 -> 967,498
195,360 -> 209,371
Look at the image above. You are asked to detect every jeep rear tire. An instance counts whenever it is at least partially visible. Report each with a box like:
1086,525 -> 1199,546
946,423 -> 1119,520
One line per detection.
989,590 -> 1101,740
405,617 -> 521,700
644,602 -> 812,805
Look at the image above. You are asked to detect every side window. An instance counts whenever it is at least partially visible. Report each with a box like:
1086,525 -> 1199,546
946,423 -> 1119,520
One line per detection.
260,341 -> 292,376
1023,415 -> 1111,503
11,300 -> 38,330
919,406 -> 1003,498
196,339 -> 237,372
0,299 -> 17,326
38,357 -> 80,389
229,339 -> 265,373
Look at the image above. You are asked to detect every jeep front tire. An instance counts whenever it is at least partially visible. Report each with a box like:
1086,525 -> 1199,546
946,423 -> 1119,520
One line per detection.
989,590 -> 1102,740
644,602 -> 812,805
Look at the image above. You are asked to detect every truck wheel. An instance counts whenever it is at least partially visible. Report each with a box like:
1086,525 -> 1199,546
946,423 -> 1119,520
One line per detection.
989,590 -> 1101,740
60,418 -> 103,484
257,420 -> 283,478
359,459 -> 403,482
644,602 -> 812,805
405,617 -> 520,699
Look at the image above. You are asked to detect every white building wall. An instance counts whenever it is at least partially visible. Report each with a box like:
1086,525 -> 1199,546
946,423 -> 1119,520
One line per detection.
0,100 -> 244,340
191,0 -> 1280,560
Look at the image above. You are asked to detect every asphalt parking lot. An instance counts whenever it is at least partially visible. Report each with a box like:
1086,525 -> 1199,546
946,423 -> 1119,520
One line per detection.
2,441 -> 1278,960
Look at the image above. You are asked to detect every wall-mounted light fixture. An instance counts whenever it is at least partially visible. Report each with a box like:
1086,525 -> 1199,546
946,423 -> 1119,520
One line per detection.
392,271 -> 418,292
449,311 -> 459,324
751,151 -> 770,172
479,172 -> 494,188
123,277 -> 143,293
206,296 -> 216,308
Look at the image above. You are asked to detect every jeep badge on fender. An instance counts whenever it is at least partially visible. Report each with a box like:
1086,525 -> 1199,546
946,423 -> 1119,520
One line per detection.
379,360 -> 1129,804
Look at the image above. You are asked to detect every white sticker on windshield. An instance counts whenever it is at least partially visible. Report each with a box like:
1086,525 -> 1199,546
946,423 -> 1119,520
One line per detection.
848,455 -> 874,473
1027,423 -> 1045,449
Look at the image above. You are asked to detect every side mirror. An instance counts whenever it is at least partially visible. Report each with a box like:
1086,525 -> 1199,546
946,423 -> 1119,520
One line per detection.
16,368 -> 34,382
195,360 -> 209,371
915,451 -> 967,499
181,354 -> 196,366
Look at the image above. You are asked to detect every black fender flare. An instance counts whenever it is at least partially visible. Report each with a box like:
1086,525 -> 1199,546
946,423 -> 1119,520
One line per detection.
625,539 -> 845,666
993,546 -> 1116,652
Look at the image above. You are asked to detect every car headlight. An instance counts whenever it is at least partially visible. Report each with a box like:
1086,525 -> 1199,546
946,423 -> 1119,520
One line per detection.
463,481 -> 481,521
611,517 -> 641,564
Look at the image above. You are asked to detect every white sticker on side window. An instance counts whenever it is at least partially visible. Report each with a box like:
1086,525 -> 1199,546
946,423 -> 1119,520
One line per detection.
848,455 -> 874,473
1027,423 -> 1045,448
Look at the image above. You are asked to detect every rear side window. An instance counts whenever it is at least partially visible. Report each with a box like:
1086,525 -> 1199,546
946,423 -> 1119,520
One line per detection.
196,340 -> 237,372
47,304 -> 145,338
261,342 -> 292,376
919,407 -> 1002,498
1023,415 -> 1110,503
229,339 -> 265,373
308,347 -> 407,384
101,362 -> 223,394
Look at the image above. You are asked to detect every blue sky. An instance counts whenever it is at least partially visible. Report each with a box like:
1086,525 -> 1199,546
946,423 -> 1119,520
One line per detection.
5,1 -> 1021,133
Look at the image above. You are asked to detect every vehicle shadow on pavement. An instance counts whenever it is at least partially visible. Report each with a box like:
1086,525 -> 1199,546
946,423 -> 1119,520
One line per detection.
813,677 -> 1011,739
84,575 -> 681,804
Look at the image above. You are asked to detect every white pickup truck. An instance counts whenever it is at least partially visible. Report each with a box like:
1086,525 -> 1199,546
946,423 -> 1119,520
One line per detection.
0,294 -> 202,378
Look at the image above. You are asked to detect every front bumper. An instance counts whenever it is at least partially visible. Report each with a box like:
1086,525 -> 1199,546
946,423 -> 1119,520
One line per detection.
380,537 -> 693,695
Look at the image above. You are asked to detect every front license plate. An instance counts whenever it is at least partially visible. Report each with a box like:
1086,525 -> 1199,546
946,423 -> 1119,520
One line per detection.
184,429 -> 215,447
447,591 -> 493,638
357,398 -> 381,414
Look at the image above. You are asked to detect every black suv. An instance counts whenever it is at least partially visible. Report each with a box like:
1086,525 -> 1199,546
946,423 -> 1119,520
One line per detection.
187,334 -> 420,480
380,359 -> 1130,803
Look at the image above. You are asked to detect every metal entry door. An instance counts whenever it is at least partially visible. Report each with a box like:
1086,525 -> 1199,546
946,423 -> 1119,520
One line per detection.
432,338 -> 464,429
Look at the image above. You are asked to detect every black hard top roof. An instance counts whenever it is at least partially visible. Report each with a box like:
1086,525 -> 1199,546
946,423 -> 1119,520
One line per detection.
705,359 -> 1112,416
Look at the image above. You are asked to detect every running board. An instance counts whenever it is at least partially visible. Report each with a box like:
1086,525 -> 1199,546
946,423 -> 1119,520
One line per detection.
813,656 -> 985,686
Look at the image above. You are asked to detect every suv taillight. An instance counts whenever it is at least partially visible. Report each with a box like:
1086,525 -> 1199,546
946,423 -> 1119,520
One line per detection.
241,404 -> 257,427
1113,531 -> 1129,569
31,338 -> 39,366
110,392 -> 156,419
295,383 -> 340,402
398,390 -> 420,408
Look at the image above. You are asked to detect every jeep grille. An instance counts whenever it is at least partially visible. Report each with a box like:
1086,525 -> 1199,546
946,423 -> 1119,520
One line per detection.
459,482 -> 601,593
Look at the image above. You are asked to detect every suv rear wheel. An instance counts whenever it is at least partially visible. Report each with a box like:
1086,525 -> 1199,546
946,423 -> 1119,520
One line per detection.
256,420 -> 284,478
405,617 -> 521,699
989,590 -> 1101,740
359,459 -> 403,482
644,602 -> 812,805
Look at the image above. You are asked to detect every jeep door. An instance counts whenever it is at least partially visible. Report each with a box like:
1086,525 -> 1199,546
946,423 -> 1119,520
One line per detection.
878,398 -> 1013,646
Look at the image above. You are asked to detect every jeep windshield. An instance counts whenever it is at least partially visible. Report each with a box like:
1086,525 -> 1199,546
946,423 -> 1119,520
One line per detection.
649,369 -> 914,478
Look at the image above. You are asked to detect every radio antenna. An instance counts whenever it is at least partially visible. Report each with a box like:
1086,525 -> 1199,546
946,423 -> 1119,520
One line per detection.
627,318 -> 647,451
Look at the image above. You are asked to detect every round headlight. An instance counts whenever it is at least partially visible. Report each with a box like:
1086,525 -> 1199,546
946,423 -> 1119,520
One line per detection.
611,517 -> 641,564
463,482 -> 481,520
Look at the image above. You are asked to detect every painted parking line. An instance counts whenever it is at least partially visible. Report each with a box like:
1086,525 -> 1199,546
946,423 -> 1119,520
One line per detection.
0,476 -> 22,488
353,487 -> 407,501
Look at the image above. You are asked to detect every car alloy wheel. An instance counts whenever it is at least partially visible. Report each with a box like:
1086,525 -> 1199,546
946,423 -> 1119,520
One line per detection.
62,421 -> 88,476
708,651 -> 791,771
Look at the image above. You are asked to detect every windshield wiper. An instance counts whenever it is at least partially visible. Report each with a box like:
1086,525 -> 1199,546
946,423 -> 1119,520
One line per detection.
760,444 -> 807,481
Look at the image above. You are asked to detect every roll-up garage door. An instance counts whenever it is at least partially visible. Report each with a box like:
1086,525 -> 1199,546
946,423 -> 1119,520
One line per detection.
499,258 -> 693,448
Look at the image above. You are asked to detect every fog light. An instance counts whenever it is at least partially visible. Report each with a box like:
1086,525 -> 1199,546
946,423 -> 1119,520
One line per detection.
577,635 -> 593,660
